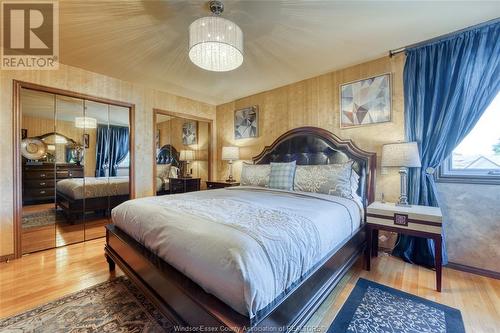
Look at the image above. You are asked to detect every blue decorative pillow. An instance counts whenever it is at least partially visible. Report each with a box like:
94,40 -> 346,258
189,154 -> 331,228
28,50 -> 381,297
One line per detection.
269,161 -> 297,191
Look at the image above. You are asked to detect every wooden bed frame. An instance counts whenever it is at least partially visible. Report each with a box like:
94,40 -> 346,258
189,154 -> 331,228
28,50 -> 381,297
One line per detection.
105,127 -> 376,332
56,191 -> 129,223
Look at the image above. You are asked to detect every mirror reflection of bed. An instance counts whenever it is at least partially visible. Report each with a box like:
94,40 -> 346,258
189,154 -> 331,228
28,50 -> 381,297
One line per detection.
20,88 -> 131,254
154,112 -> 210,194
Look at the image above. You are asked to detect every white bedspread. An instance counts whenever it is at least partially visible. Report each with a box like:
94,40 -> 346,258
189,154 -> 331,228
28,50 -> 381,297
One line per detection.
57,176 -> 129,199
111,186 -> 362,318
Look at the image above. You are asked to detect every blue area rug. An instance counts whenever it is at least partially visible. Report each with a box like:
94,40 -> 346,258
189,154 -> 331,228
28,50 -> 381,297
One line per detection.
329,278 -> 465,333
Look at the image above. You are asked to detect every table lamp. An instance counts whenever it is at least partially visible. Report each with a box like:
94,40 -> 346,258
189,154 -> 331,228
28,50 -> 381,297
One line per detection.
381,142 -> 421,206
222,146 -> 240,182
179,150 -> 195,178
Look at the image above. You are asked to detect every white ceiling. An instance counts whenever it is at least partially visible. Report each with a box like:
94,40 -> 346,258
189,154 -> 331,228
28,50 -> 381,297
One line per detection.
21,88 -> 130,126
59,1 -> 500,105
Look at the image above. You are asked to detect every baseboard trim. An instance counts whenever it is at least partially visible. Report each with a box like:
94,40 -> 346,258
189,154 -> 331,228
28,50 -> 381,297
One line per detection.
447,261 -> 500,280
0,253 -> 15,263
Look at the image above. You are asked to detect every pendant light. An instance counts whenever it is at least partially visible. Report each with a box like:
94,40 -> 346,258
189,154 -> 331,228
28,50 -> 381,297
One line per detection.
189,1 -> 243,72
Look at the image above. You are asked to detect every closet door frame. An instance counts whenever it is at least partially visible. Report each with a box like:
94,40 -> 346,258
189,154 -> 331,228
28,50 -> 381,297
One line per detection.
12,80 -> 135,259
152,108 -> 213,194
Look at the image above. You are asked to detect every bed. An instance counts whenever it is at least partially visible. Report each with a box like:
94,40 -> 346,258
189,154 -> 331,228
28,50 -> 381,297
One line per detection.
105,127 -> 376,331
156,144 -> 180,195
56,176 -> 129,223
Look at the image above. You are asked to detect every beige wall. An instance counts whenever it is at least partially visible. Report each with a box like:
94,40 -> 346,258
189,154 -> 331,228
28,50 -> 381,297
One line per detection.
0,64 -> 216,257
216,54 -> 405,202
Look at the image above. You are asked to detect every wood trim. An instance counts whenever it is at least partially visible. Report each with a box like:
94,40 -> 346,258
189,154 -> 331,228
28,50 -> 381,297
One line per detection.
252,126 -> 377,205
16,81 -> 134,108
12,80 -> 22,259
12,80 -> 135,259
366,213 -> 442,227
152,108 -> 213,194
0,253 -> 15,263
447,262 -> 500,280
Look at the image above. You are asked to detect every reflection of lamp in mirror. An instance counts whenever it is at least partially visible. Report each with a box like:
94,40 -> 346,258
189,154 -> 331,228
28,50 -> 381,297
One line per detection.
222,146 -> 239,182
75,117 -> 97,129
69,143 -> 85,166
381,142 -> 421,206
179,150 -> 195,178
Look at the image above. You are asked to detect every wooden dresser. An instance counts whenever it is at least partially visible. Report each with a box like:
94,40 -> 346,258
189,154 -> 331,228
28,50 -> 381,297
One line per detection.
23,163 -> 84,205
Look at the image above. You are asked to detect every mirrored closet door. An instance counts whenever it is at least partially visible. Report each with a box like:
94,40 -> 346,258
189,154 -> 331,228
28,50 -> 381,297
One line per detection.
154,111 -> 211,195
20,87 -> 131,254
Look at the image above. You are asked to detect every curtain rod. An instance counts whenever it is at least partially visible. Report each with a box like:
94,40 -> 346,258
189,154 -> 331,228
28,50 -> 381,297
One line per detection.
388,17 -> 499,57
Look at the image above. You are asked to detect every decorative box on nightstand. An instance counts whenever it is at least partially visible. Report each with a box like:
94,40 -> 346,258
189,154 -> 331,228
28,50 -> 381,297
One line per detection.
365,201 -> 443,291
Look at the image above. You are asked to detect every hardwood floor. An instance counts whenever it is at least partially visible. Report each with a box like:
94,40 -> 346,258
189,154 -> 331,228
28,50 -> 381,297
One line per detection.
0,240 -> 499,332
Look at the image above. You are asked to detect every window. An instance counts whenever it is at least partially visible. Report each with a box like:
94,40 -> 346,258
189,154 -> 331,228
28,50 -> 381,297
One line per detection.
117,152 -> 129,168
437,92 -> 500,184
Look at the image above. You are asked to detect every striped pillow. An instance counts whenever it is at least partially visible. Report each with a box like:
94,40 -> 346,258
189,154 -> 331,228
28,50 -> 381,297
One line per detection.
269,161 -> 297,191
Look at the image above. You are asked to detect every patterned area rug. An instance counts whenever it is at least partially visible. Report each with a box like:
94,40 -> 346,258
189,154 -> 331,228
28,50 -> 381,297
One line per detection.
22,208 -> 66,229
0,277 -> 174,332
329,278 -> 465,333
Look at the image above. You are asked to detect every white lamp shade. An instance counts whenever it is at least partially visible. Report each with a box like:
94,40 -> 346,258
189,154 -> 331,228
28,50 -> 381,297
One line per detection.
222,146 -> 239,161
189,16 -> 243,72
75,117 -> 97,129
381,142 -> 421,167
179,150 -> 195,161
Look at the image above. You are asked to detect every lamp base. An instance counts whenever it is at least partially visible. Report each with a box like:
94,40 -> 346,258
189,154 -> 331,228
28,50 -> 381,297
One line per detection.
397,167 -> 411,207
226,175 -> 235,183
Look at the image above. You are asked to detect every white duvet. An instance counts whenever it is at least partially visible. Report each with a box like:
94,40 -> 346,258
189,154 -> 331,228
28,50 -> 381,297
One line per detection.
57,176 -> 129,199
111,186 -> 362,318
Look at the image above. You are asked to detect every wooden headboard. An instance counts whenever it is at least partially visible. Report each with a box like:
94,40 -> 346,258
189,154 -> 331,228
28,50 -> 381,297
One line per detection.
252,127 -> 376,206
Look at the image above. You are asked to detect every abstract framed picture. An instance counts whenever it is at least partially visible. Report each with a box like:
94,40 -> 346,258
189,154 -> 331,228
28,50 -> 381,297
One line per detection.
182,121 -> 197,145
234,106 -> 258,139
340,73 -> 391,128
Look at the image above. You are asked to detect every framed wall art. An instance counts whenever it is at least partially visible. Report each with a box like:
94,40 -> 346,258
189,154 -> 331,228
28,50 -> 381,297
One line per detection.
340,73 -> 391,128
182,120 -> 197,145
234,106 -> 258,139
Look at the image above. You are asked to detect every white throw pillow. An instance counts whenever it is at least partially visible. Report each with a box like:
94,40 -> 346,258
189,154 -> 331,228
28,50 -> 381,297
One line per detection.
240,163 -> 271,187
169,166 -> 179,178
294,161 -> 358,199
157,164 -> 171,182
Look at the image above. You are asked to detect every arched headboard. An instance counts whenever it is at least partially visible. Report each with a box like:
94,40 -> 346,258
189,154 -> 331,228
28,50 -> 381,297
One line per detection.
252,127 -> 376,206
157,144 -> 180,167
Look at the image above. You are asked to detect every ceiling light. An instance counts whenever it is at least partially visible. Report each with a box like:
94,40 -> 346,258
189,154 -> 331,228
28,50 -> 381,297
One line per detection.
189,1 -> 243,72
75,117 -> 97,129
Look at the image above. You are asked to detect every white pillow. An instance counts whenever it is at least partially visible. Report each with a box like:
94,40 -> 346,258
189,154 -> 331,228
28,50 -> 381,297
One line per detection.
240,163 -> 271,187
169,166 -> 179,178
294,161 -> 358,199
157,164 -> 171,182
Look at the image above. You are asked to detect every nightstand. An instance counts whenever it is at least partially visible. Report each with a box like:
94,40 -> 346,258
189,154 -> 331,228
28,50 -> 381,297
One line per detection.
366,201 -> 443,292
206,180 -> 240,190
169,177 -> 201,194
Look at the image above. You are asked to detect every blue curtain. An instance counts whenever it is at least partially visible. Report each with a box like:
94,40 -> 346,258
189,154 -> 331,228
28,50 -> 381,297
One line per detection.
393,21 -> 500,268
95,125 -> 130,177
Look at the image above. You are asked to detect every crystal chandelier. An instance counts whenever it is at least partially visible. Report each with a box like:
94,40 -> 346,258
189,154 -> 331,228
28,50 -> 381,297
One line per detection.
189,1 -> 243,72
